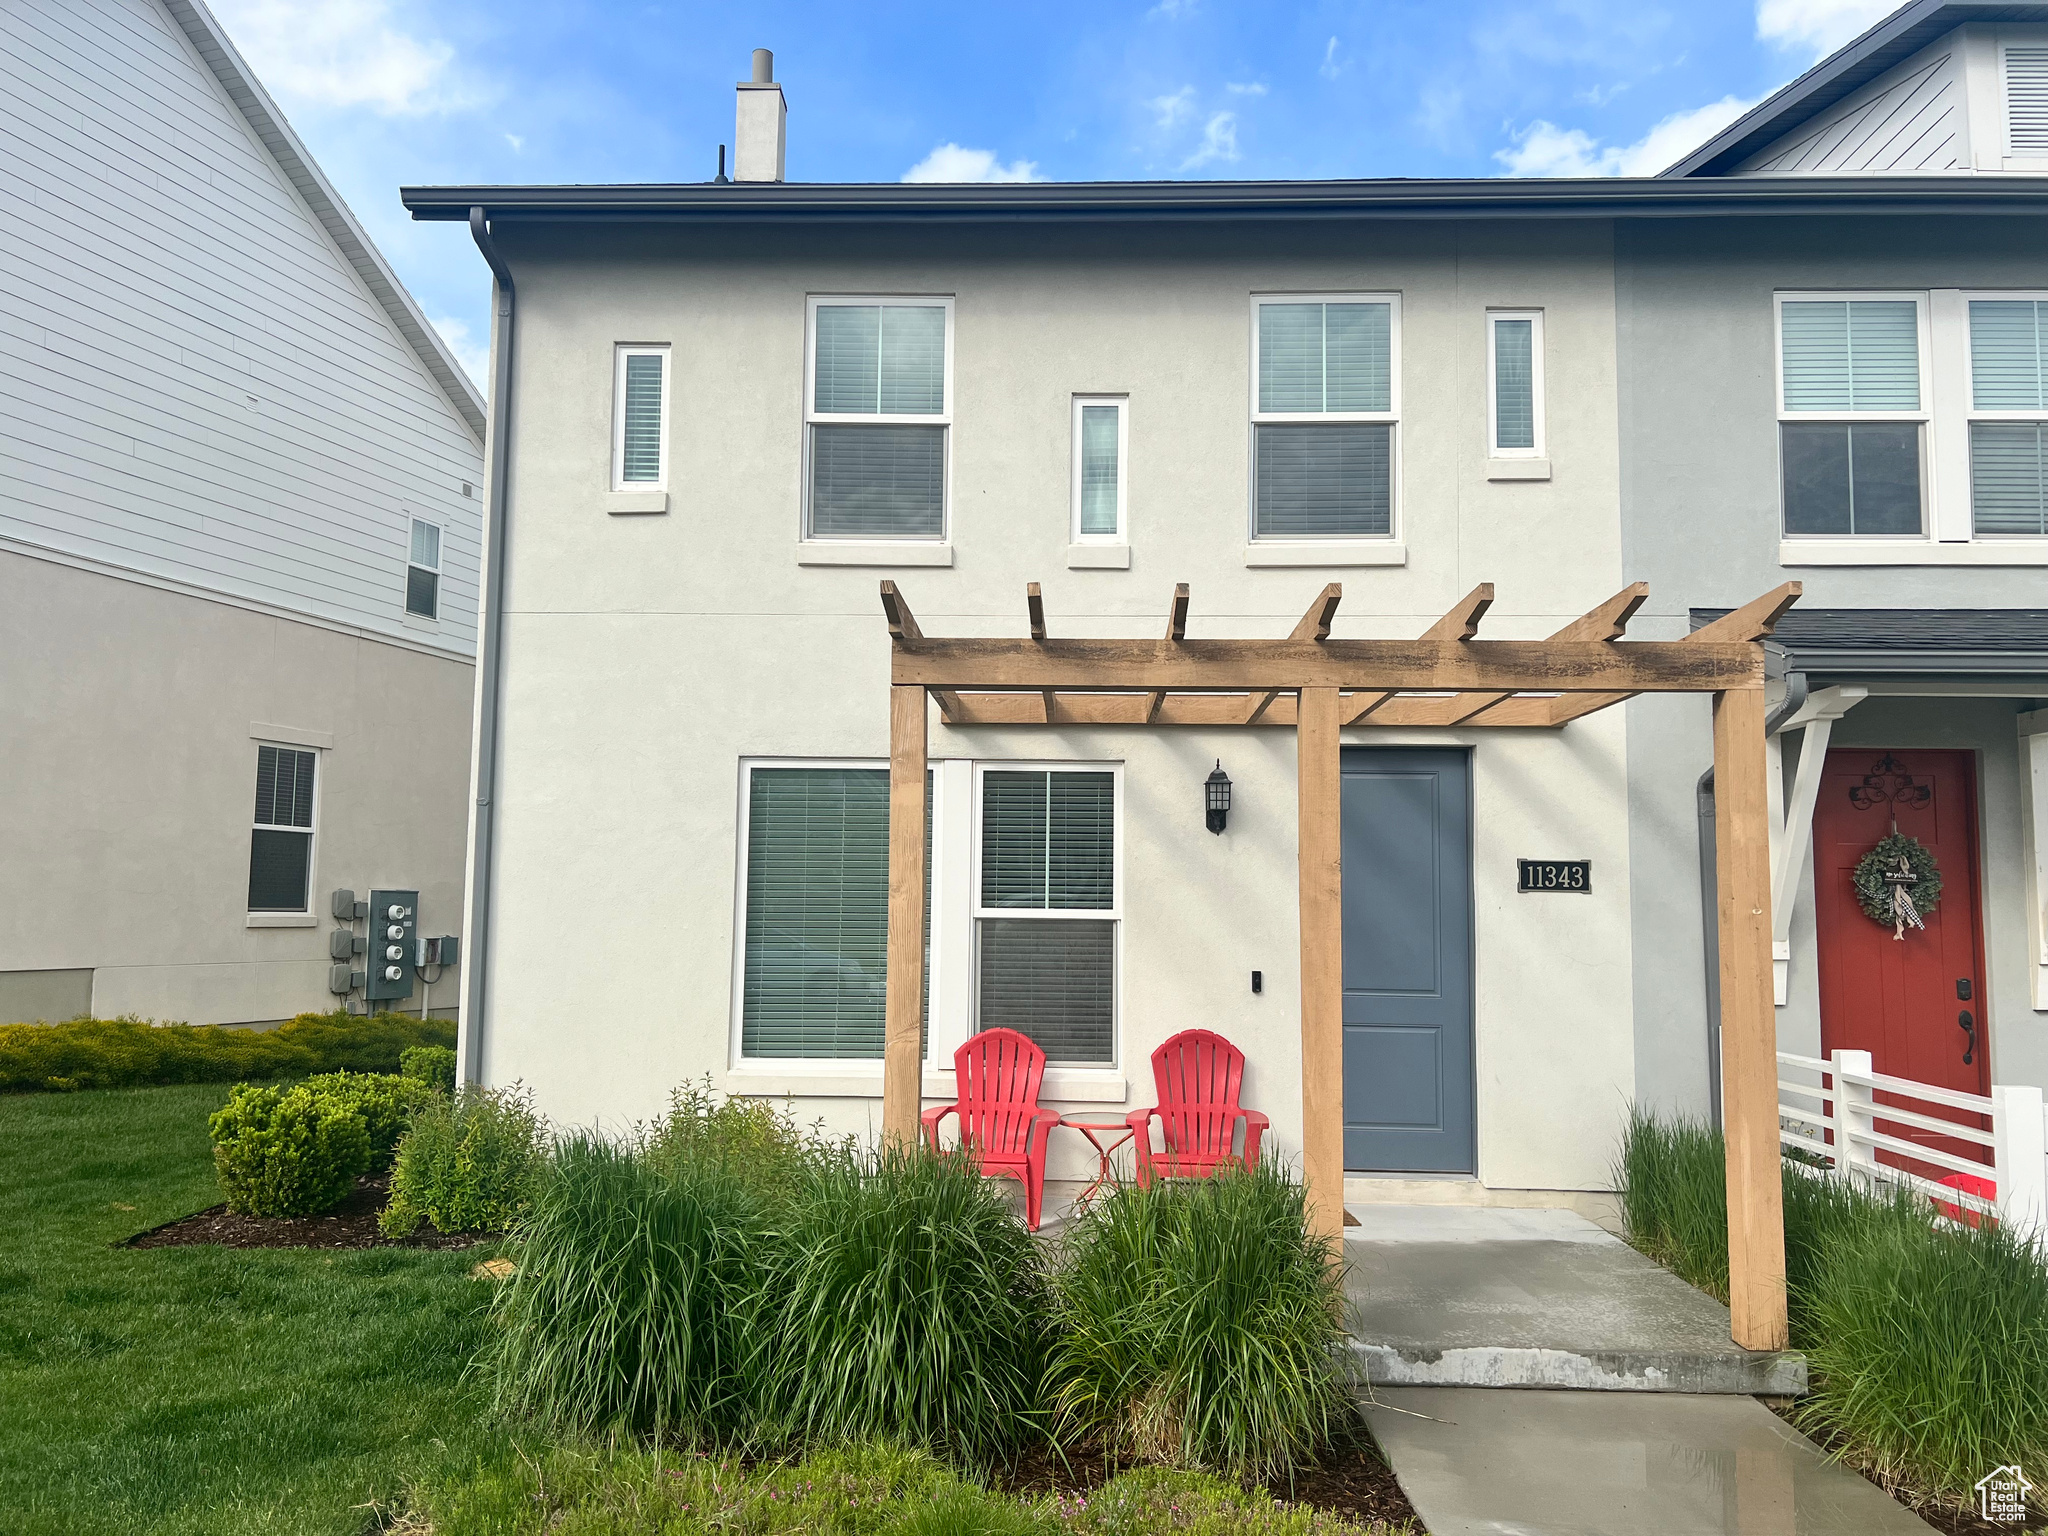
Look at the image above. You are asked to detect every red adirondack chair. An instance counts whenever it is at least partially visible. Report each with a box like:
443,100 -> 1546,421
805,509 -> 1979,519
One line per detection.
1126,1028 -> 1269,1185
921,1027 -> 1062,1229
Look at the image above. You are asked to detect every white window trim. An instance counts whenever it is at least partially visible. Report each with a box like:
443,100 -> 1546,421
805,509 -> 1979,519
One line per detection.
801,294 -> 955,545
1773,291 -> 1932,542
611,344 -> 671,492
1953,288 -> 2048,544
248,740 -> 320,918
728,757 -> 953,1074
1486,309 -> 1545,459
1247,292 -> 1402,544
1070,395 -> 1129,545
406,516 -> 441,622
968,760 -> 1123,1070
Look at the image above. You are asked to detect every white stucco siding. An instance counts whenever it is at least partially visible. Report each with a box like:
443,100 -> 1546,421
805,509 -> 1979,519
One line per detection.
0,0 -> 482,653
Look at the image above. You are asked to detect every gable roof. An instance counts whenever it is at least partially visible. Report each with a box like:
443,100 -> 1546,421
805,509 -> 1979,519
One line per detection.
1662,1 -> 2048,177
162,0 -> 485,440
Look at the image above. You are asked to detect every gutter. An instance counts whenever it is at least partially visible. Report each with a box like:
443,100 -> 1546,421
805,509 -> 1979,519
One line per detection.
459,208 -> 515,1088
1696,665 -> 1809,1126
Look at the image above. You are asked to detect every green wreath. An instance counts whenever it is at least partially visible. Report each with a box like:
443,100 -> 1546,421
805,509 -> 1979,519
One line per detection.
1853,832 -> 1942,927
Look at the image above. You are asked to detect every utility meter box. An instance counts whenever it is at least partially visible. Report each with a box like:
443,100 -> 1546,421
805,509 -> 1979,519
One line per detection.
366,889 -> 419,1002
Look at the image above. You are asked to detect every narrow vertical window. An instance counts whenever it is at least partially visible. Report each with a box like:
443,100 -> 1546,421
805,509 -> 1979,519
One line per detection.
1071,397 -> 1127,542
1250,295 -> 1398,539
406,518 -> 440,619
805,298 -> 951,540
613,346 -> 669,489
1776,295 -> 1927,537
1967,298 -> 2048,536
1488,311 -> 1542,457
249,744 -> 316,912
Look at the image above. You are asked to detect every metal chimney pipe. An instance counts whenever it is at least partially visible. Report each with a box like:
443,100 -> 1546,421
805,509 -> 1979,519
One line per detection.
751,48 -> 773,83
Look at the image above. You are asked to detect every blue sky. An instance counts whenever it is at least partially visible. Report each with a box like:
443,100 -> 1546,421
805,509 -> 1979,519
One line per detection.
208,0 -> 1903,383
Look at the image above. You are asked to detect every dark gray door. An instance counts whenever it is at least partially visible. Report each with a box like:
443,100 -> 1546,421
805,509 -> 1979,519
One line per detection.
1341,747 -> 1474,1173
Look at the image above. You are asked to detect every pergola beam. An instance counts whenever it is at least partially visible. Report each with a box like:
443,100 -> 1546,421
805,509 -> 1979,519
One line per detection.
1147,583 -> 1191,723
1423,583 -> 1495,643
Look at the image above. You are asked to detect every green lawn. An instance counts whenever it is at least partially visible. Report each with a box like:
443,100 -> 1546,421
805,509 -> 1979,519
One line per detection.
0,1084 -> 509,1535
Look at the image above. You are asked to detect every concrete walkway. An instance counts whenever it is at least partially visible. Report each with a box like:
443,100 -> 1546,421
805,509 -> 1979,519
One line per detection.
1344,1205 -> 1806,1394
1361,1387 -> 1938,1535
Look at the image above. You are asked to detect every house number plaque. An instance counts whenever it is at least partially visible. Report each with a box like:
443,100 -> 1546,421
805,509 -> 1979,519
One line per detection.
1518,859 -> 1591,894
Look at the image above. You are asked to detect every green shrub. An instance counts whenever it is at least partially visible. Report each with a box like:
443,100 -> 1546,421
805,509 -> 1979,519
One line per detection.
1046,1163 -> 1349,1481
645,1075 -> 823,1202
300,1070 -> 437,1168
381,1084 -> 546,1237
771,1144 -> 1046,1463
486,1132 -> 771,1439
400,1043 -> 458,1095
0,1010 -> 453,1092
208,1082 -> 371,1216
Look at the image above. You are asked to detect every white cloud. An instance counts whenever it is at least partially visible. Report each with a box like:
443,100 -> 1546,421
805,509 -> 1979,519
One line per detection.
504,133 -> 523,152
1495,93 -> 1763,177
1320,36 -> 1346,80
430,314 -> 487,386
211,0 -> 470,115
1181,111 -> 1239,170
1148,0 -> 1195,16
1226,81 -> 1268,97
1151,86 -> 1196,129
902,144 -> 1045,183
1756,0 -> 1898,59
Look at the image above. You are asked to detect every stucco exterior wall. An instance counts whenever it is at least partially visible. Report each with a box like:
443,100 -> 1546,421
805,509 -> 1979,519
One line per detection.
0,549 -> 474,1024
477,217 -> 1639,1190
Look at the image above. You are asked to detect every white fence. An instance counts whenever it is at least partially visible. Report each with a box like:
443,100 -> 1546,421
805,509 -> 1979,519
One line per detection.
1777,1050 -> 2048,1237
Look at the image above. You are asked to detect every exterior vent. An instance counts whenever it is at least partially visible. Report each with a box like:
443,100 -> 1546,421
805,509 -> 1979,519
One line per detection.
2007,46 -> 2048,154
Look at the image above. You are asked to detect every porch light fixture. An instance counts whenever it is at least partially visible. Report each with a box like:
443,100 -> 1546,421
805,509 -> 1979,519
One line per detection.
1205,761 -> 1232,834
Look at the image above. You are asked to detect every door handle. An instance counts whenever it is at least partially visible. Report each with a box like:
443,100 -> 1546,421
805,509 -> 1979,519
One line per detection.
1958,1009 -> 1976,1066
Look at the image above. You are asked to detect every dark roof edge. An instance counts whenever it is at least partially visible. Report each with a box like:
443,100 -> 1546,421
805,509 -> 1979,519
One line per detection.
402,174 -> 2048,224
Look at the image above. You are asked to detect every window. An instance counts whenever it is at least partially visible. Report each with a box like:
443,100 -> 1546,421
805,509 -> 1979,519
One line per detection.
973,767 -> 1117,1065
1250,295 -> 1398,539
1776,295 -> 1927,537
248,744 -> 316,912
2006,45 -> 2048,156
1488,311 -> 1543,457
1071,397 -> 1127,542
805,297 -> 951,540
1967,298 -> 2048,537
612,345 -> 669,489
406,518 -> 440,619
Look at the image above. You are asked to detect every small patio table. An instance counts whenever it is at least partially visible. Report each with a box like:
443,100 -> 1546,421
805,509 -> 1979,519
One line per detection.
1058,1116 -> 1134,1209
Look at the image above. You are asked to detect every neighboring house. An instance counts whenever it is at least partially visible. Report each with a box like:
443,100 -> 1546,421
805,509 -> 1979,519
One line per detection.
1,0 -> 484,1026
405,4 -> 2048,1203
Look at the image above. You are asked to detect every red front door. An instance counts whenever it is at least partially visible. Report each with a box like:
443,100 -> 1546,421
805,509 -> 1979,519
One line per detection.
1811,748 -> 1989,1172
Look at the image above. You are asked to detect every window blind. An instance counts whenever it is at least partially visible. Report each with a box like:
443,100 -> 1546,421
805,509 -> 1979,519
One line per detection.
1780,422 -> 1922,536
1079,405 -> 1120,535
254,746 -> 315,828
981,771 -> 1113,910
1259,302 -> 1390,414
621,354 -> 664,481
1969,300 -> 2048,409
809,425 -> 945,538
1493,319 -> 1535,450
1780,300 -> 1920,412
409,519 -> 440,569
814,305 -> 945,415
1254,423 -> 1392,537
977,918 -> 1114,1064
2008,46 -> 2048,153
1970,423 -> 2048,536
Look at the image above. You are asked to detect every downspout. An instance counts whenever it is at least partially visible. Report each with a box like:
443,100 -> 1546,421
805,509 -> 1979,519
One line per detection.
1696,660 -> 1807,1126
460,207 -> 514,1087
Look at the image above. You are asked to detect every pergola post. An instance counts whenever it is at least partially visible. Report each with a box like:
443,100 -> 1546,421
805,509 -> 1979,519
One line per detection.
1712,685 -> 1789,1351
883,683 -> 928,1149
1297,684 -> 1345,1245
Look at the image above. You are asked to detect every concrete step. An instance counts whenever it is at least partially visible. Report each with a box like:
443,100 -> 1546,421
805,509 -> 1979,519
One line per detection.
1343,1205 -> 1807,1395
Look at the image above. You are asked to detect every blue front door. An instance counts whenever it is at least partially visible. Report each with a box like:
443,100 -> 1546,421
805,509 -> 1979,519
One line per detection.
1340,747 -> 1475,1173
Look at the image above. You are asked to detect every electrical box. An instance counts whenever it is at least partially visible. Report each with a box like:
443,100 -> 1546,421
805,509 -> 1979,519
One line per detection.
328,963 -> 353,996
366,888 -> 419,1002
415,935 -> 460,968
328,929 -> 364,962
330,888 -> 367,921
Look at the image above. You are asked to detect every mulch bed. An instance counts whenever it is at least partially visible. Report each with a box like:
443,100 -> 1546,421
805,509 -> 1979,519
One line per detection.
995,1429 -> 1420,1529
123,1175 -> 491,1251
1766,1402 -> 2044,1534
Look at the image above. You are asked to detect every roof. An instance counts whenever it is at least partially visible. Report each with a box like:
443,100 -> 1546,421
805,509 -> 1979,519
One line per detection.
1690,607 -> 2048,675
167,0 -> 485,440
1662,1 -> 2048,178
401,174 -> 2048,226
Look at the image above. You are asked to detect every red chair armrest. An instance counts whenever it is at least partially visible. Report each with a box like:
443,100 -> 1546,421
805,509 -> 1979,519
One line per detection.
1029,1106 -> 1061,1153
1241,1110 -> 1271,1130
1239,1108 -> 1270,1163
920,1102 -> 957,1151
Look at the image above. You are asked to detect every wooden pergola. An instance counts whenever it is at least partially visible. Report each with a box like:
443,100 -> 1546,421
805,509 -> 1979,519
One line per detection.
879,575 -> 1802,1352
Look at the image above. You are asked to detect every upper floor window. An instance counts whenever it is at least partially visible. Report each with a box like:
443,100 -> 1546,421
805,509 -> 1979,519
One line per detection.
1071,396 -> 1127,543
2005,45 -> 2048,157
406,518 -> 440,619
1967,298 -> 2048,537
805,297 -> 951,541
249,744 -> 317,913
613,345 -> 669,489
1776,295 -> 1927,537
1250,295 -> 1398,540
1488,310 -> 1544,458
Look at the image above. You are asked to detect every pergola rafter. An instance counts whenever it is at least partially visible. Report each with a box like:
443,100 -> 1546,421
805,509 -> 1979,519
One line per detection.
879,575 -> 1802,1353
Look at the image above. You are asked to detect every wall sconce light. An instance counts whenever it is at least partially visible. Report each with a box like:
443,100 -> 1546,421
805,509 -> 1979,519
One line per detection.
1205,761 -> 1232,834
